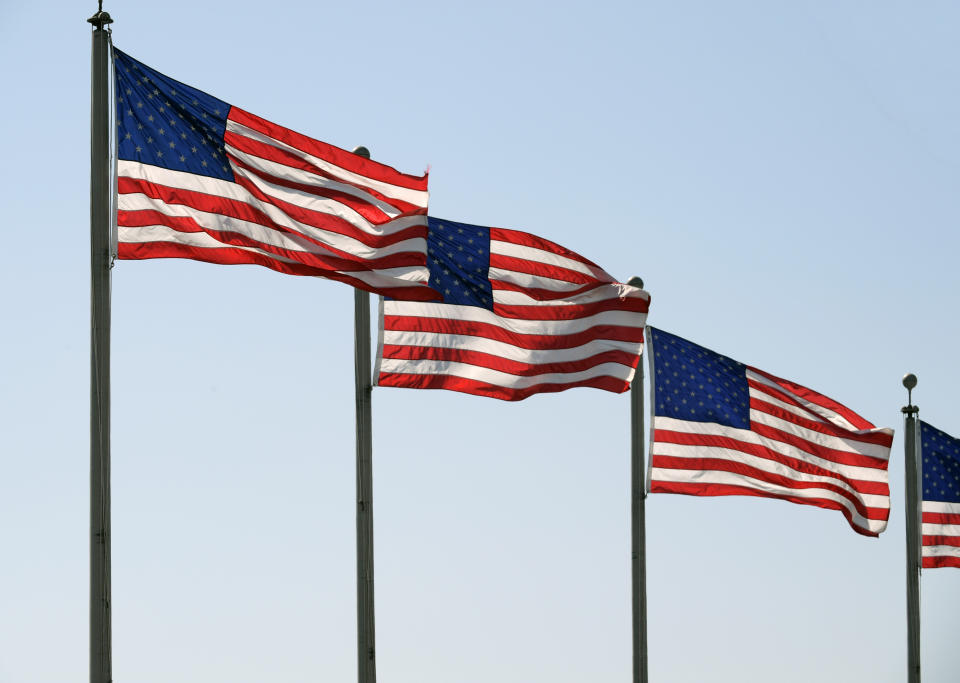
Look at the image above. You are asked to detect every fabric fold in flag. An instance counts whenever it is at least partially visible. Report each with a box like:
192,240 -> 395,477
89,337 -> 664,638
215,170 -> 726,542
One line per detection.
113,48 -> 436,299
375,217 -> 650,401
919,421 -> 960,568
647,327 -> 893,536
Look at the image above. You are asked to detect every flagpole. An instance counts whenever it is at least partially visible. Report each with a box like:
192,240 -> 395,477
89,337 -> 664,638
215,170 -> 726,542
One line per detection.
352,145 -> 377,683
627,276 -> 648,683
88,4 -> 114,683
901,373 -> 920,683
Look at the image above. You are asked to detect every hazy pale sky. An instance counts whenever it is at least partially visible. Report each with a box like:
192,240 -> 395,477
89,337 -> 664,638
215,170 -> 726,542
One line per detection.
2,2 -> 958,681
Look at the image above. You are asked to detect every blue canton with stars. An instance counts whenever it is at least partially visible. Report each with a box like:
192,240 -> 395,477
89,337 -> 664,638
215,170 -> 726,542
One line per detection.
426,217 -> 493,309
114,48 -> 234,182
649,327 -> 751,429
919,421 -> 960,504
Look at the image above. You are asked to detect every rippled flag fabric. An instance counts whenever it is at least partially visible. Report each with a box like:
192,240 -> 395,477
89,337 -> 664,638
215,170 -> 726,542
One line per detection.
375,217 -> 650,401
113,48 -> 436,299
647,327 -> 893,536
919,421 -> 960,568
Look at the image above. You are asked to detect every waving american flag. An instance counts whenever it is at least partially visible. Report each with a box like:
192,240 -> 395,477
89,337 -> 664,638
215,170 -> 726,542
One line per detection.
114,48 -> 435,299
647,327 -> 893,536
919,421 -> 960,568
376,218 -> 650,401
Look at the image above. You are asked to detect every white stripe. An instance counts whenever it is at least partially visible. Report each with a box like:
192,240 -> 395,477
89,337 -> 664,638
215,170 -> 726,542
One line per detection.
651,441 -> 890,507
746,369 -> 863,432
378,358 -> 635,388
653,416 -> 890,483
922,500 -> 960,515
346,265 -> 432,288
488,267 -> 590,294
492,282 -> 649,306
119,158 -> 238,200
490,239 -> 612,282
118,163 -> 427,260
383,300 -> 644,337
650,467 -> 887,534
748,402 -> 892,461
382,328 -> 641,365
226,119 -> 428,207
921,522 -> 960,536
922,545 -> 960,558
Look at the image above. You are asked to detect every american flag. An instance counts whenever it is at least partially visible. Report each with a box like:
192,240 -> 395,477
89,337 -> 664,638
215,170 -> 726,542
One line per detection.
113,49 -> 436,299
647,327 -> 893,536
919,421 -> 960,568
375,217 -> 650,401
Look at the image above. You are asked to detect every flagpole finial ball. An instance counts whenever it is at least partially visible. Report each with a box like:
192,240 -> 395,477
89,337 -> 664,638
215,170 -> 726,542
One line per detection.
902,373 -> 918,390
352,146 -> 371,159
627,276 -> 644,288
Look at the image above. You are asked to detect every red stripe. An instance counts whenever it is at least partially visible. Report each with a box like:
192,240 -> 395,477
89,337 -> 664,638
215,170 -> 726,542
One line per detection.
653,429 -> 890,495
377,371 -> 629,401
749,381 -> 893,448
490,252 -> 603,288
651,452 -> 886,520
118,207 -> 425,273
922,556 -> 960,569
384,314 -> 644,349
225,130 -> 423,217
381,344 -> 639,377
229,107 -> 428,191
117,241 -> 439,300
922,534 -> 960,547
749,415 -> 891,470
119,240 -> 332,276
648,480 -> 883,537
489,227 -> 609,275
492,295 -> 649,321
748,366 -> 878,431
922,511 -> 960,524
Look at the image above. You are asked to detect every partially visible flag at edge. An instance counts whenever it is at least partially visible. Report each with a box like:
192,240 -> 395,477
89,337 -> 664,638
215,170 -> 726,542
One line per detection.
375,217 -> 650,401
918,420 -> 960,568
113,48 -> 437,300
647,327 -> 893,536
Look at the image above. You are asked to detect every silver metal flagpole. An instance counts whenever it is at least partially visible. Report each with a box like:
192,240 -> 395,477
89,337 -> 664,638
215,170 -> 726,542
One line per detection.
901,373 -> 921,683
627,276 -> 648,683
352,145 -> 377,683
88,4 -> 114,683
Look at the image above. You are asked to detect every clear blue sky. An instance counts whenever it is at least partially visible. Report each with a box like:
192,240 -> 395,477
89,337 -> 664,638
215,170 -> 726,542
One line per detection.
2,1 -> 958,681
